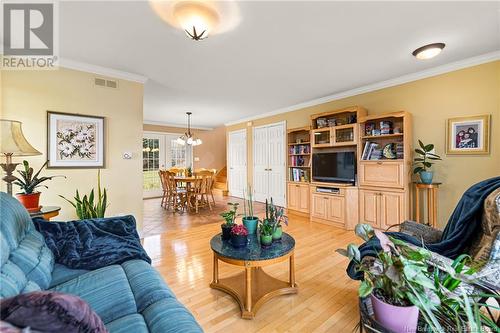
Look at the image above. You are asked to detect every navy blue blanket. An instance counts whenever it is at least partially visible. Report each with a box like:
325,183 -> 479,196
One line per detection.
348,176 -> 500,280
34,215 -> 151,270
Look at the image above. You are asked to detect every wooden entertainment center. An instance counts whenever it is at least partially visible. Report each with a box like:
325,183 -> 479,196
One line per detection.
287,106 -> 412,230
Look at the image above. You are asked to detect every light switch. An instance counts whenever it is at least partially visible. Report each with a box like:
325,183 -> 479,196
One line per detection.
194,157 -> 200,162
123,152 -> 132,159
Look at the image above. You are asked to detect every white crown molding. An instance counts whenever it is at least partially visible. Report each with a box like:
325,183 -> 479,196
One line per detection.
143,120 -> 214,131
224,50 -> 500,126
59,58 -> 148,84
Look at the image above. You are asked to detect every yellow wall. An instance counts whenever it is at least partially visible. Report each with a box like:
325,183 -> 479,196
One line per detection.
227,61 -> 500,228
1,68 -> 144,227
143,124 -> 227,171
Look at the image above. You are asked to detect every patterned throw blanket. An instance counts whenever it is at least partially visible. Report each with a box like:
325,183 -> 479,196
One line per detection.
348,176 -> 500,280
34,215 -> 151,270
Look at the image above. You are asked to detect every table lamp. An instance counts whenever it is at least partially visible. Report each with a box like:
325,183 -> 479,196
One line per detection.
0,119 -> 42,195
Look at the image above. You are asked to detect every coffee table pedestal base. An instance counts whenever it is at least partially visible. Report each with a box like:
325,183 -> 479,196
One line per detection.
210,267 -> 297,319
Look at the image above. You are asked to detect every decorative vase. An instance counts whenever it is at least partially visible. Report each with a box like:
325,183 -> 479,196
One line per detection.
370,294 -> 419,333
260,234 -> 273,247
16,192 -> 41,212
221,224 -> 233,240
419,171 -> 433,184
230,233 -> 248,248
272,226 -> 282,241
242,216 -> 259,235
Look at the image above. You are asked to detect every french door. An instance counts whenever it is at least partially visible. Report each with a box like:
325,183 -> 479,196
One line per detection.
227,129 -> 247,198
143,132 -> 191,198
253,121 -> 286,206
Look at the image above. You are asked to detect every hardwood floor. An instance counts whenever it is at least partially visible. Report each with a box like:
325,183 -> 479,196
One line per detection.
142,197 -> 361,332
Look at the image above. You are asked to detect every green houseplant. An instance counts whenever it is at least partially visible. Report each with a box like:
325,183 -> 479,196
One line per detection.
338,224 -> 500,333
264,198 -> 288,241
220,202 -> 239,240
60,170 -> 108,219
13,160 -> 65,211
259,219 -> 273,247
413,140 -> 441,184
242,185 -> 259,234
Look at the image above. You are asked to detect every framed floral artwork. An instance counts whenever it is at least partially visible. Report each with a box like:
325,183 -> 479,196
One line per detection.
446,114 -> 490,155
47,111 -> 105,168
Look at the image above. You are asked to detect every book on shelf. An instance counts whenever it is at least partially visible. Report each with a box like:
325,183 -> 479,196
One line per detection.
288,144 -> 310,155
362,141 -> 404,160
290,155 -> 307,166
290,168 -> 309,182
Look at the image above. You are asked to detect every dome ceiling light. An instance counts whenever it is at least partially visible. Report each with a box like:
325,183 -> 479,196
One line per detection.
412,43 -> 446,60
149,0 -> 241,41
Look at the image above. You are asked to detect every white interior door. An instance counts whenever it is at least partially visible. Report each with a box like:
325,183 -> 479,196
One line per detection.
253,126 -> 269,203
267,122 -> 286,206
228,129 -> 247,198
252,121 -> 286,206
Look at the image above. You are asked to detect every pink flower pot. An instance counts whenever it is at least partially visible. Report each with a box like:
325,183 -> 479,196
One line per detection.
370,294 -> 419,333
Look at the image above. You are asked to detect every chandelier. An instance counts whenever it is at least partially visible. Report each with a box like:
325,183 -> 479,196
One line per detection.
176,112 -> 202,146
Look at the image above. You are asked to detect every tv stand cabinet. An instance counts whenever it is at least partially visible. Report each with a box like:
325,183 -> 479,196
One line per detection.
309,183 -> 358,230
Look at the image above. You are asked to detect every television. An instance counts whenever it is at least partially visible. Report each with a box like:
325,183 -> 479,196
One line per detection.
312,152 -> 356,183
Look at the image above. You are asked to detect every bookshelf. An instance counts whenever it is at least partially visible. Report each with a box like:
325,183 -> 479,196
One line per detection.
287,126 -> 311,183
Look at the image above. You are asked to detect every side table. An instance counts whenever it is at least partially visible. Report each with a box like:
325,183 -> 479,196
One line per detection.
414,183 -> 441,228
29,206 -> 61,221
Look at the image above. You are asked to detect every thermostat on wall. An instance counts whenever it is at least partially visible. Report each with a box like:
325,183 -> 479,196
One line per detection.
122,152 -> 132,159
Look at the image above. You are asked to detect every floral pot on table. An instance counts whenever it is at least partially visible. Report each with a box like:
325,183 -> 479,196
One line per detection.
221,224 -> 233,241
370,293 -> 419,333
272,226 -> 283,241
230,224 -> 248,248
419,171 -> 433,184
16,192 -> 41,212
260,234 -> 273,247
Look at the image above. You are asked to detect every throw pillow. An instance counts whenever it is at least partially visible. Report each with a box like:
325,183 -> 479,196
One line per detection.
0,291 -> 107,333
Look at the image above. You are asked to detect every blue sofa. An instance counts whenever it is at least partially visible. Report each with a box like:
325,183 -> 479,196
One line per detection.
0,192 -> 203,332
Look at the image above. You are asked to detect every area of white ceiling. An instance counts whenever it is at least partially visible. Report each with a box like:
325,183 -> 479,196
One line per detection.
59,1 -> 500,128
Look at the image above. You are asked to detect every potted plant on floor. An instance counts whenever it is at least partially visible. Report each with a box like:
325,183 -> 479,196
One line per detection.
242,185 -> 259,234
265,198 -> 288,241
336,224 -> 435,333
259,219 -> 273,247
230,224 -> 248,248
413,140 -> 441,184
219,202 -> 239,240
13,160 -> 65,211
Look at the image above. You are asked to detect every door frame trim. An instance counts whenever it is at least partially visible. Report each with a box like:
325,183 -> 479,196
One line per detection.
252,120 -> 287,206
227,128 -> 247,199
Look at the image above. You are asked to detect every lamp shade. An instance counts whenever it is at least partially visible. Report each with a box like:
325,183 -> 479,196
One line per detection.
0,119 -> 41,156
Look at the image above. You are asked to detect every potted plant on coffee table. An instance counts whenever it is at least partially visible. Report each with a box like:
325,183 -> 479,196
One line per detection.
242,185 -> 259,234
265,198 -> 288,241
259,219 -> 273,247
413,140 -> 441,184
220,202 -> 239,240
13,160 -> 65,211
230,224 -> 248,248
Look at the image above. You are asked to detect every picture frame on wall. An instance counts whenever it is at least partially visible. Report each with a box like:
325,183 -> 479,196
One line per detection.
446,114 -> 490,155
47,111 -> 105,168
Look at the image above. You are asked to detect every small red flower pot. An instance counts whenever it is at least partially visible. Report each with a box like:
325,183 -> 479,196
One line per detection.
16,192 -> 41,212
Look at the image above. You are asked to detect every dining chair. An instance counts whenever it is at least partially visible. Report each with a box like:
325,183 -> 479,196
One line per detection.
188,170 -> 213,213
163,170 -> 187,212
158,170 -> 168,208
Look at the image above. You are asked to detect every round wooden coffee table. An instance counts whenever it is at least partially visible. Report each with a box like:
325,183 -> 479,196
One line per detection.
209,232 -> 297,319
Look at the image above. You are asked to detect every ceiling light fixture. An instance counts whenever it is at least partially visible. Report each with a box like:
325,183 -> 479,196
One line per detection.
412,43 -> 446,60
173,1 -> 219,41
177,112 -> 202,146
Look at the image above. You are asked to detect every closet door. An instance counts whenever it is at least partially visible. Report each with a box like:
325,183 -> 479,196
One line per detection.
252,126 -> 269,203
228,129 -> 247,198
267,122 -> 286,206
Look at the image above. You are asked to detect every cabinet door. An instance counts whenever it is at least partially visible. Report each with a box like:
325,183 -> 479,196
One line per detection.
358,161 -> 404,189
359,189 -> 379,227
311,194 -> 327,219
287,183 -> 299,211
297,184 -> 310,213
327,196 -> 345,223
380,191 -> 405,230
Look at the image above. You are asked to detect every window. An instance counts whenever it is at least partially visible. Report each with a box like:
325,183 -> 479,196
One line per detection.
143,138 -> 161,190
170,139 -> 187,167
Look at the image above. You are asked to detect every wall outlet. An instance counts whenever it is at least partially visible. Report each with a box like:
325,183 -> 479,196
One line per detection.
194,157 -> 200,162
122,152 -> 132,159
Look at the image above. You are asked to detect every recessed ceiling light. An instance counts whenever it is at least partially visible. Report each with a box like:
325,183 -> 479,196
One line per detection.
412,43 -> 446,60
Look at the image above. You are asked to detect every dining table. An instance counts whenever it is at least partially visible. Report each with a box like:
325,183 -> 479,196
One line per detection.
174,176 -> 200,211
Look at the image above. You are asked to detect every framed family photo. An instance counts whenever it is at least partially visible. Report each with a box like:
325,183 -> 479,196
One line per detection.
446,114 -> 490,155
47,111 -> 105,168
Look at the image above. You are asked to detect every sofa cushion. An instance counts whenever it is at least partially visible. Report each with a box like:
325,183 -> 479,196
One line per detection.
0,193 -> 54,297
0,291 -> 107,333
50,264 -> 89,287
105,314 -> 148,333
50,265 -> 137,324
142,298 -> 203,333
